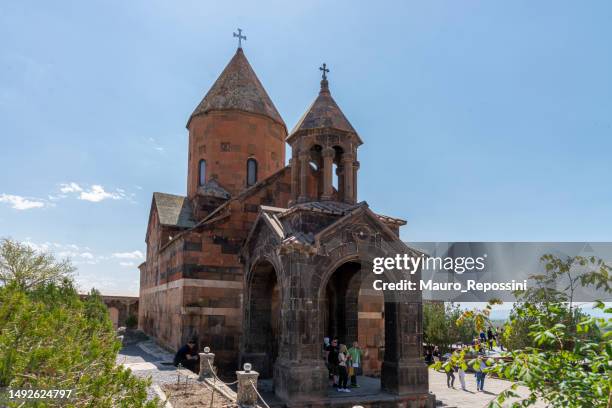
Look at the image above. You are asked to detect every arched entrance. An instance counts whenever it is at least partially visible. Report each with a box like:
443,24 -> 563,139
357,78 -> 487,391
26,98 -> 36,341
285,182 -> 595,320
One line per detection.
242,260 -> 280,379
322,261 -> 386,386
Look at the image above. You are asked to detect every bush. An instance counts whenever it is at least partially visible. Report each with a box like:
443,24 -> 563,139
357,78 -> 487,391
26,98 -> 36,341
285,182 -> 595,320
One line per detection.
126,314 -> 138,329
0,238 -> 158,407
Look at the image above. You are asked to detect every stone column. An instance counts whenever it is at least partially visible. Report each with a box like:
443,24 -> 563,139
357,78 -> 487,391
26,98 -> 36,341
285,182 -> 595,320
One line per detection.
236,369 -> 259,408
320,147 -> 335,200
381,301 -> 429,395
198,350 -> 215,380
272,260 -> 328,403
289,153 -> 299,205
336,164 -> 345,199
353,160 -> 360,203
342,153 -> 355,203
298,151 -> 309,203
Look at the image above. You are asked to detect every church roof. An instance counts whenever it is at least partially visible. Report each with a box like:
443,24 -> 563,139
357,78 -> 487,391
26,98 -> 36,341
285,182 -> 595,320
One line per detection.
288,79 -> 359,141
187,48 -> 285,128
152,192 -> 196,228
266,200 -> 406,226
197,179 -> 231,199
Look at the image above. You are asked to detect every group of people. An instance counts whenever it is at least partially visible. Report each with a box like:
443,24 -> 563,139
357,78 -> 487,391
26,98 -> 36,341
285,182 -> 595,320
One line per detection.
425,347 -> 489,392
323,337 -> 366,393
479,327 -> 503,351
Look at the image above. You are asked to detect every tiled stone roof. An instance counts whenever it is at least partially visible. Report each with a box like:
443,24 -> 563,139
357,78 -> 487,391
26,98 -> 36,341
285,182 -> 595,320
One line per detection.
279,201 -> 361,218
197,179 -> 231,199
272,200 -> 407,226
288,79 -> 357,138
152,192 -> 196,228
187,48 -> 285,128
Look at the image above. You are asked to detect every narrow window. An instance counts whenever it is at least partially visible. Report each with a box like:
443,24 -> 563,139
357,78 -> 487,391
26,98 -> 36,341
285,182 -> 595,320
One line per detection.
198,159 -> 206,186
247,158 -> 258,186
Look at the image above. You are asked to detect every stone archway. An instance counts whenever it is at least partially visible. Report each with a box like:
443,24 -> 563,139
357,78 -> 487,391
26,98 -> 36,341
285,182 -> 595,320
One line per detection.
242,259 -> 281,379
317,250 -> 428,396
322,260 -> 387,387
109,307 -> 119,329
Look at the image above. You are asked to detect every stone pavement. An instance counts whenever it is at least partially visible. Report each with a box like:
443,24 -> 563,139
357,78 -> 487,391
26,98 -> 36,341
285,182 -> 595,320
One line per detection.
429,370 -> 547,408
117,340 -> 196,401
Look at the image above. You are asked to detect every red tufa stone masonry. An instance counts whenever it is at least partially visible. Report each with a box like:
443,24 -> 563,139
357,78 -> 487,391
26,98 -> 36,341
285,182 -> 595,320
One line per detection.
139,45 -> 433,407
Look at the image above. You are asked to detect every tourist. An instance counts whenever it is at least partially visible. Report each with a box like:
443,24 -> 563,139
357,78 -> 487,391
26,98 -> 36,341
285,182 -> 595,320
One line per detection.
475,356 -> 487,391
487,327 -> 494,351
479,330 -> 486,344
432,346 -> 441,361
445,364 -> 455,388
347,341 -> 365,388
173,338 -> 199,372
458,364 -> 466,391
424,349 -> 434,365
497,328 -> 505,351
326,337 -> 340,387
337,344 -> 351,393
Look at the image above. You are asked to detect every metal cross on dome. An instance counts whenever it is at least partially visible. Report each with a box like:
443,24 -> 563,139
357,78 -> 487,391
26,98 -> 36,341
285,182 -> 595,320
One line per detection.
319,63 -> 329,80
233,28 -> 246,48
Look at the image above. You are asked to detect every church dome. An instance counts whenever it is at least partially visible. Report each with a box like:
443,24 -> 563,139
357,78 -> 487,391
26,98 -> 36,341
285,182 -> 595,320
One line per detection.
187,48 -> 285,129
287,77 -> 360,142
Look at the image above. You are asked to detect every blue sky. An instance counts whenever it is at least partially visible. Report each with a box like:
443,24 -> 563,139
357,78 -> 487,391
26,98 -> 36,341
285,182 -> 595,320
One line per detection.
1,1 -> 611,296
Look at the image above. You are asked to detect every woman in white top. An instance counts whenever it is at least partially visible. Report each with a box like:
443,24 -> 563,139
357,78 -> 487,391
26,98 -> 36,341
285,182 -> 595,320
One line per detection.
337,344 -> 351,392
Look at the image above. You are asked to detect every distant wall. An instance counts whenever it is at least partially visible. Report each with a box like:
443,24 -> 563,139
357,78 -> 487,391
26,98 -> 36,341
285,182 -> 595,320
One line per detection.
81,294 -> 139,329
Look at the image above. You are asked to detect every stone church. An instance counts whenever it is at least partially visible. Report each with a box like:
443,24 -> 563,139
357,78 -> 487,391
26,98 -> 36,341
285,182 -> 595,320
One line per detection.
139,43 -> 432,406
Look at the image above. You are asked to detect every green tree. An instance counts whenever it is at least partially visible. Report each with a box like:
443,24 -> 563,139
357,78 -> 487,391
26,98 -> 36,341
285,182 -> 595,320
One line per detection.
423,302 -> 476,353
0,239 -> 158,407
0,239 -> 74,290
491,301 -> 610,408
438,254 -> 612,407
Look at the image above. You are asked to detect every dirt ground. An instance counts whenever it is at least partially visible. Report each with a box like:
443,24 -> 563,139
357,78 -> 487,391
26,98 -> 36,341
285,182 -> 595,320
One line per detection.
162,383 -> 238,408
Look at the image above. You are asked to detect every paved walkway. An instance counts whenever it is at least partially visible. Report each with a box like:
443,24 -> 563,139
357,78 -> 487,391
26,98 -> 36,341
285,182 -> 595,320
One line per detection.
429,370 -> 547,408
117,340 -> 196,401
117,342 -> 546,407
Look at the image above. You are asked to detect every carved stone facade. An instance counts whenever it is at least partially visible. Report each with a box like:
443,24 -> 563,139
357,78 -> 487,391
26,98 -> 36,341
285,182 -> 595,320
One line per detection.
139,46 -> 432,407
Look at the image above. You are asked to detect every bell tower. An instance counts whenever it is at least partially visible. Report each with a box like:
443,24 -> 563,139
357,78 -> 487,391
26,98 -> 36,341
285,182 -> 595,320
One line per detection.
186,43 -> 287,219
287,64 -> 362,205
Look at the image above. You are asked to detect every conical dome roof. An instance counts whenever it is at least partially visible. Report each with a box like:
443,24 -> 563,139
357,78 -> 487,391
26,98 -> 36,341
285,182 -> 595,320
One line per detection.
187,48 -> 285,128
288,78 -> 359,142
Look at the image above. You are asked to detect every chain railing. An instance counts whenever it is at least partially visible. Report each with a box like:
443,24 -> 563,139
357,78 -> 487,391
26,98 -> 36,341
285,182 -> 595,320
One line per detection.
249,379 -> 271,408
206,358 -> 239,386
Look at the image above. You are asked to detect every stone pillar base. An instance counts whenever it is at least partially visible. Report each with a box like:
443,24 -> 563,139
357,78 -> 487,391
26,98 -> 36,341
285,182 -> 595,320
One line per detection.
273,358 -> 327,403
198,352 -> 215,380
381,360 -> 429,395
236,370 -> 259,408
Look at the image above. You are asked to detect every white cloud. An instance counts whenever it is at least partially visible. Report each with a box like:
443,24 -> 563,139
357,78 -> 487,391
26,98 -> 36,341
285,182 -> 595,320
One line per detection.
59,182 -> 82,193
79,185 -> 124,202
119,261 -> 136,267
80,252 -> 94,259
24,241 -> 103,264
57,182 -> 130,203
0,194 -> 46,210
112,250 -> 144,260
